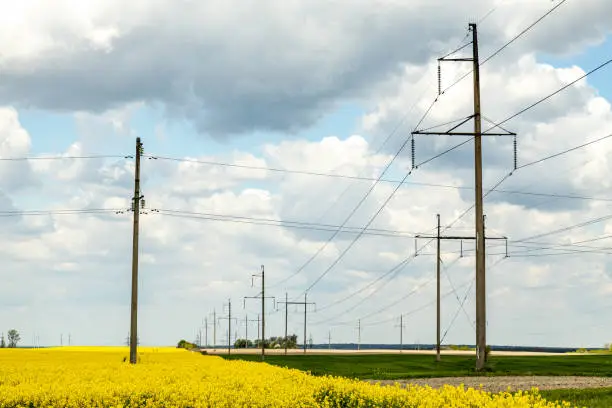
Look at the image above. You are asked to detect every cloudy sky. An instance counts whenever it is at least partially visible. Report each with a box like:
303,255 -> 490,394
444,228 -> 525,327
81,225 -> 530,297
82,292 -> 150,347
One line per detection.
1,0 -> 612,348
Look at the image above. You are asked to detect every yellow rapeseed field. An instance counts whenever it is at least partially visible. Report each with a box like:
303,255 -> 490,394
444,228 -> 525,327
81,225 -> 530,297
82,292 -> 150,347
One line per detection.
0,347 -> 575,407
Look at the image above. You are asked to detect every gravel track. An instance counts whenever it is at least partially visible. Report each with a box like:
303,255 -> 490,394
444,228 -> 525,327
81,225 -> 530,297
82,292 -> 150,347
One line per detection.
367,376 -> 612,393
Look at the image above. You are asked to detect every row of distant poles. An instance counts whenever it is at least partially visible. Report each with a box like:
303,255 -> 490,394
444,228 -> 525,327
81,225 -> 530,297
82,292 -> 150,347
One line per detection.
126,23 -> 512,371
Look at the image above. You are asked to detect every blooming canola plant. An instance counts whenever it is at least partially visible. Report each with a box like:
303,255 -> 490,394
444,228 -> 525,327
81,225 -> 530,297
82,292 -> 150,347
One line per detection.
0,347 -> 575,407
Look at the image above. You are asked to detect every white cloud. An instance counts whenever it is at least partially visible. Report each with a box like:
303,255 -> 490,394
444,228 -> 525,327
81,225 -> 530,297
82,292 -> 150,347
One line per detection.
0,0 -> 610,136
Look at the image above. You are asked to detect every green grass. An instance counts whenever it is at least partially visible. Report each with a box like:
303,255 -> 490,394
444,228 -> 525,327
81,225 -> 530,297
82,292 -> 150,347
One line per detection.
222,354 -> 612,380
540,388 -> 612,408
221,354 -> 612,407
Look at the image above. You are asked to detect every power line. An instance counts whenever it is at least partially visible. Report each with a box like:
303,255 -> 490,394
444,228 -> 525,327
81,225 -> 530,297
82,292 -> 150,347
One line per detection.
0,208 -> 124,217
0,154 -> 127,161
154,209 -> 420,238
440,0 -> 569,95
481,0 -> 567,65
483,58 -> 612,134
516,133 -> 612,171
139,156 -> 612,203
296,138 -> 473,298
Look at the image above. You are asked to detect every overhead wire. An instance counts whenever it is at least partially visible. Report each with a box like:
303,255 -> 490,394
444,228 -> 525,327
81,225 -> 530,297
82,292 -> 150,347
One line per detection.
153,209 -> 419,238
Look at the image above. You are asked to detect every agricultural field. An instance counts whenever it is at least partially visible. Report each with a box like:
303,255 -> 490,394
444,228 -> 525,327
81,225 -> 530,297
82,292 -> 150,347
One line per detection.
224,354 -> 612,407
0,347 -> 580,407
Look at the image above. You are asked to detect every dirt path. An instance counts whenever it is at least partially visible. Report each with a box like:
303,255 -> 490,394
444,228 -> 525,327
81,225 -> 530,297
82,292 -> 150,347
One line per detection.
367,376 -> 612,393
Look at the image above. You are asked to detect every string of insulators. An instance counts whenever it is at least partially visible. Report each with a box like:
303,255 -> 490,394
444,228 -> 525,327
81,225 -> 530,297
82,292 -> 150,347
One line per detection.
437,61 -> 442,95
411,134 -> 416,170
513,135 -> 517,170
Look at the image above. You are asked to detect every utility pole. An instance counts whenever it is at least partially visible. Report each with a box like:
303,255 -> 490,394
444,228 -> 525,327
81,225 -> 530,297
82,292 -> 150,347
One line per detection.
244,265 -> 275,361
415,214 -> 506,362
285,293 -> 288,355
395,315 -> 405,353
60,333 -> 63,347
244,314 -> 259,349
129,137 -> 144,364
304,293 -> 307,354
218,300 -> 237,355
68,334 -> 71,346
204,318 -> 208,348
357,320 -> 361,351
471,22 -> 487,372
328,330 -> 331,350
411,23 -> 516,371
278,293 -> 315,354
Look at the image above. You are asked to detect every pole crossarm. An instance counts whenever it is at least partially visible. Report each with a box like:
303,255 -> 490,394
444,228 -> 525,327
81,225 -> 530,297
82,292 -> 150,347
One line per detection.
412,131 -> 516,137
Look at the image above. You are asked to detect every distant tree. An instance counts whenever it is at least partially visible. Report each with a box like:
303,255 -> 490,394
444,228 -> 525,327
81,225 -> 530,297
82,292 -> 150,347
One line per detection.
0,333 -> 5,348
234,339 -> 253,348
7,329 -> 20,348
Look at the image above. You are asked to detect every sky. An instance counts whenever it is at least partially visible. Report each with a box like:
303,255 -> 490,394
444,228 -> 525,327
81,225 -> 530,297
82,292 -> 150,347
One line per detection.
0,0 -> 612,349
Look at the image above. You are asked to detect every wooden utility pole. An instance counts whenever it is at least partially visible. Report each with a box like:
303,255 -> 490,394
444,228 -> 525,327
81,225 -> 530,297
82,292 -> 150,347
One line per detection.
416,214 -> 506,362
328,330 -> 331,350
285,293 -> 288,355
278,293 -> 315,354
244,266 -> 275,361
129,137 -> 143,364
411,23 -> 515,371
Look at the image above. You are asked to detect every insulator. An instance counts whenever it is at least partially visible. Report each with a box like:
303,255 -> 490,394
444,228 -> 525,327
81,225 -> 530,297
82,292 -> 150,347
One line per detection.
513,135 -> 517,170
411,135 -> 416,170
141,199 -> 146,209
437,62 -> 442,95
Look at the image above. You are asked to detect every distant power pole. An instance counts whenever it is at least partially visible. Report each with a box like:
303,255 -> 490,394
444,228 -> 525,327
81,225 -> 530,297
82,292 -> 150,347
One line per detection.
357,320 -> 361,351
278,292 -> 315,354
60,333 -> 63,347
416,214 -> 506,362
129,137 -> 144,364
244,265 -> 275,361
218,300 -> 237,355
411,23 -> 516,371
213,310 -> 217,350
244,314 -> 259,348
395,315 -> 406,353
204,318 -> 208,348
68,333 -> 71,346
328,330 -> 331,350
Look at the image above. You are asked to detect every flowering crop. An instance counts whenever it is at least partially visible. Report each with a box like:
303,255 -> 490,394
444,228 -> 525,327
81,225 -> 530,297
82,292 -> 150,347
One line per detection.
0,347 -> 576,407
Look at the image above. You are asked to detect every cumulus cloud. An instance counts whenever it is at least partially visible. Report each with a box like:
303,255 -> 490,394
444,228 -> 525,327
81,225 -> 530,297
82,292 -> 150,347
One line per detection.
0,0 -> 610,136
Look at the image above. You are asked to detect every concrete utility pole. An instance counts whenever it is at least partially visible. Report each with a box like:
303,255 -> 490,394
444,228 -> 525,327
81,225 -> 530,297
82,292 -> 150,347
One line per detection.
395,315 -> 406,353
244,314 -> 259,349
244,265 -> 275,361
411,23 -> 516,371
357,320 -> 361,351
60,334 -> 63,347
416,214 -> 506,362
328,330 -> 331,350
129,137 -> 144,364
218,300 -> 236,355
285,293 -> 288,355
212,310 -> 217,350
278,293 -> 315,354
204,318 -> 208,348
